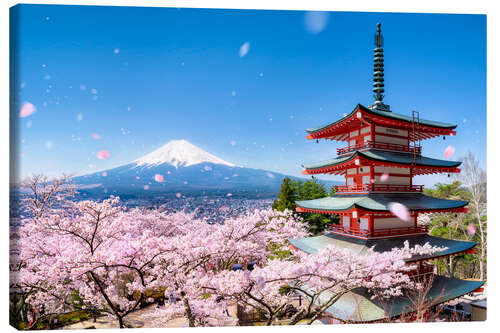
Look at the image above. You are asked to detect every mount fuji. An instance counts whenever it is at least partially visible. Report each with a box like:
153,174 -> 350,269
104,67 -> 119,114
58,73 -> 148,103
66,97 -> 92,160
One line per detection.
72,140 -> 339,199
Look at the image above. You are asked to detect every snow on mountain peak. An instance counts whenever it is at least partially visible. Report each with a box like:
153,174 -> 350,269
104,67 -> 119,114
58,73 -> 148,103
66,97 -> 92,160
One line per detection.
134,139 -> 235,168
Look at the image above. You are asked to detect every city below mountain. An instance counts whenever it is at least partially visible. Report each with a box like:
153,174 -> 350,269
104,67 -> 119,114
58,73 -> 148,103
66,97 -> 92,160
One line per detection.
72,140 -> 340,199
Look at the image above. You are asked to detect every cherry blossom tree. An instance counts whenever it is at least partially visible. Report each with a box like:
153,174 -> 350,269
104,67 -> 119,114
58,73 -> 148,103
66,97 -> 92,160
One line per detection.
199,242 -> 445,325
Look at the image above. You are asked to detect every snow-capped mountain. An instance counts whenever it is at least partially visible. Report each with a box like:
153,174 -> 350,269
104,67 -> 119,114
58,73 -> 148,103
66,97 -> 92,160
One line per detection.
134,140 -> 235,168
72,139 -> 339,199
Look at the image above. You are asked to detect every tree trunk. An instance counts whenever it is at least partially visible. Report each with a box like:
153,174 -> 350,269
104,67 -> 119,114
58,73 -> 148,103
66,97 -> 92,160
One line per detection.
183,298 -> 196,327
477,212 -> 486,281
288,308 -> 306,325
118,316 -> 124,329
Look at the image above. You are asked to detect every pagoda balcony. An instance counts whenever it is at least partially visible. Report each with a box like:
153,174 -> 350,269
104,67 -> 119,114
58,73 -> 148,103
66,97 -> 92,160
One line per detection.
334,184 -> 424,193
329,224 -> 429,239
337,141 -> 422,156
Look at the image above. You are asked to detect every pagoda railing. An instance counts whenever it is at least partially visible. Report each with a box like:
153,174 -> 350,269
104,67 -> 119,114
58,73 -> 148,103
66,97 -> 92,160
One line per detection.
337,141 -> 422,156
334,184 -> 424,193
330,224 -> 428,238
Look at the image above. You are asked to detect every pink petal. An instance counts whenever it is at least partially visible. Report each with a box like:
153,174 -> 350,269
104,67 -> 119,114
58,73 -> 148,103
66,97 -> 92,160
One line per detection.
444,146 -> 455,159
167,171 -> 171,174
388,202 -> 410,222
143,185 -> 150,190
102,172 -> 107,177
136,176 -> 140,179
175,193 -> 182,198
380,173 -> 389,182
20,102 -> 37,118
96,150 -> 110,160
154,174 -> 164,182
91,133 -> 101,139
467,223 -> 476,236
226,193 -> 232,197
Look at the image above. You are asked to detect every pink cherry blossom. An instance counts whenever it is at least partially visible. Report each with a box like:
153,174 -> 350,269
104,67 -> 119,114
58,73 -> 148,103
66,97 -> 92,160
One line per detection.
154,174 -> 164,182
226,193 -> 232,197
96,150 -> 110,160
102,172 -> 107,177
175,193 -> 182,198
136,176 -> 140,179
388,202 -> 410,222
91,133 -> 101,139
467,223 -> 476,236
20,102 -> 37,118
444,146 -> 455,159
143,185 -> 150,190
380,173 -> 389,182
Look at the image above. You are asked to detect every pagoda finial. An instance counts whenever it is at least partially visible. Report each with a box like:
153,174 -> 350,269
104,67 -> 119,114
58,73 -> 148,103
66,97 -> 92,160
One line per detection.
369,22 -> 391,112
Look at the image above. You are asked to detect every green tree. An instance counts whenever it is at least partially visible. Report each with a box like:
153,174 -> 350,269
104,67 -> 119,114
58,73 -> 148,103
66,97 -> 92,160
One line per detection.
272,177 -> 297,211
273,177 -> 339,235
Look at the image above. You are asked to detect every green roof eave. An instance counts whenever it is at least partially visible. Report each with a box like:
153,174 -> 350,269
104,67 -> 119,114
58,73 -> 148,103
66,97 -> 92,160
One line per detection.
318,276 -> 483,322
288,233 -> 476,261
295,193 -> 468,213
305,104 -> 457,134
302,149 -> 462,170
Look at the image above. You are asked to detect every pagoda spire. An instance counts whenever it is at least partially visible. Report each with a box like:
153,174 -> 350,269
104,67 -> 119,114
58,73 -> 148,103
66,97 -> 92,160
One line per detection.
369,22 -> 391,112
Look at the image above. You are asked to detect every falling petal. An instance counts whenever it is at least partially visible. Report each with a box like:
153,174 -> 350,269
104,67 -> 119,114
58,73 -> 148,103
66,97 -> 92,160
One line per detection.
380,173 -> 389,182
224,177 -> 230,180
226,193 -> 232,197
91,133 -> 101,139
204,166 -> 212,171
266,172 -> 275,179
183,181 -> 188,185
136,176 -> 140,179
388,202 -> 410,222
304,11 -> 329,34
167,171 -> 171,174
467,223 -> 476,236
444,146 -> 455,159
114,48 -> 120,54
91,88 -> 98,94
154,174 -> 164,182
143,185 -> 150,190
239,42 -> 250,57
102,172 -> 107,177
259,72 -> 264,77
96,150 -> 110,160
175,193 -> 182,198
89,164 -> 94,169
20,102 -> 37,118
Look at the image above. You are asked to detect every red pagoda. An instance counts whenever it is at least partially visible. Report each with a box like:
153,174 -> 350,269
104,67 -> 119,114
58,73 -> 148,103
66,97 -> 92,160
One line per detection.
288,23 -> 484,322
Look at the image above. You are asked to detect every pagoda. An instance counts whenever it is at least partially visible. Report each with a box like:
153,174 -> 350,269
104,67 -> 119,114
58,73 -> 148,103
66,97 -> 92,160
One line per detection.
288,23 -> 484,322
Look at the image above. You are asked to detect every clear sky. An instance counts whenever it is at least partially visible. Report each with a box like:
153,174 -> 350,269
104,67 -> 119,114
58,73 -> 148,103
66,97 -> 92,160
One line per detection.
11,5 -> 486,187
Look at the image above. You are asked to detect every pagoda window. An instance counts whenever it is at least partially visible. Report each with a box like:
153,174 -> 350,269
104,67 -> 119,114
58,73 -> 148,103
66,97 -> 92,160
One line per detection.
375,125 -> 408,137
347,168 -> 357,175
359,218 -> 369,230
346,177 -> 354,186
350,130 -> 359,138
373,216 -> 413,230
349,139 -> 356,147
363,135 -> 371,144
374,166 -> 410,175
360,126 -> 371,135
358,166 -> 370,174
342,216 -> 350,228
362,175 -> 371,184
374,134 -> 408,146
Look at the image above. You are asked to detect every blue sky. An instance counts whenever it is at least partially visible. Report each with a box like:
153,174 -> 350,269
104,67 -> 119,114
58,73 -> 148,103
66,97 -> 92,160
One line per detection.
11,5 -> 486,187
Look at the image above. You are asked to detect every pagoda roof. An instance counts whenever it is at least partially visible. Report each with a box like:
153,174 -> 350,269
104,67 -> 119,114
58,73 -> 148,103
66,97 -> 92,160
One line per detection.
315,275 -> 483,322
288,233 -> 475,262
295,193 -> 468,214
302,149 -> 461,175
305,104 -> 456,141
